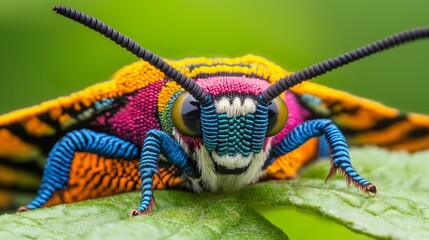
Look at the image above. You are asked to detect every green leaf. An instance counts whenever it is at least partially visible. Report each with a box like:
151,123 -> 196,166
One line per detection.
0,147 -> 428,239
0,191 -> 287,239
242,147 -> 429,239
86,194 -> 287,240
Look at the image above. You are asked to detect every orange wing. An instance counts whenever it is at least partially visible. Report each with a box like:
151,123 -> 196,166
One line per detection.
293,82 -> 429,152
45,152 -> 183,207
265,81 -> 429,181
264,138 -> 319,180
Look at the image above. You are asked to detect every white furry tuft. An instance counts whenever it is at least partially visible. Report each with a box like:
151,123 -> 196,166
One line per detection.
194,143 -> 271,192
172,130 -> 203,192
215,97 -> 256,117
210,152 -> 253,169
172,128 -> 272,193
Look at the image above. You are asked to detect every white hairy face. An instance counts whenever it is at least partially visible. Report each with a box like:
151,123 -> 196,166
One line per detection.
172,95 -> 273,193
193,142 -> 271,192
215,97 -> 257,118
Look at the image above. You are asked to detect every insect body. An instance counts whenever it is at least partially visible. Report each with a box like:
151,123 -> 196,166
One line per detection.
1,6 -> 429,216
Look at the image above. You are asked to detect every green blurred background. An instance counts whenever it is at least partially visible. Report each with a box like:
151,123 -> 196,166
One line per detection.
1,0 -> 429,114
1,0 -> 428,239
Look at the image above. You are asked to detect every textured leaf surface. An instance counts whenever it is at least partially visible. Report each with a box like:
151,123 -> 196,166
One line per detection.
243,147 -> 429,239
0,191 -> 287,240
1,147 -> 428,239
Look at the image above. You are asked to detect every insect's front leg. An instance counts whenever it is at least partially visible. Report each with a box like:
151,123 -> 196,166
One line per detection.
270,119 -> 377,194
130,129 -> 199,217
18,129 -> 140,212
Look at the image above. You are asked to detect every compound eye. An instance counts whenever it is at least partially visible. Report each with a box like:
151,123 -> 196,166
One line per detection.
266,96 -> 288,136
171,92 -> 201,137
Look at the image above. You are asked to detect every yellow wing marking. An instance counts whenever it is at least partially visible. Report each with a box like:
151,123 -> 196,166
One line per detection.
178,55 -> 289,84
0,55 -> 290,129
294,81 -> 429,152
293,82 -> 399,129
23,116 -> 55,137
0,61 -> 163,127
157,81 -> 183,113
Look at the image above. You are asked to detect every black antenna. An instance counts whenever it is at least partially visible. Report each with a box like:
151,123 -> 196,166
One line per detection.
53,6 -> 208,103
262,27 -> 429,102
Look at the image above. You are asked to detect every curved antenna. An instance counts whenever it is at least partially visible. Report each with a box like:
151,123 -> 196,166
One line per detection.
53,6 -> 208,103
262,27 -> 429,102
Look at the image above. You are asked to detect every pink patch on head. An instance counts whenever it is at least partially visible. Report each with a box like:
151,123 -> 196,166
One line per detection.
175,130 -> 203,153
270,91 -> 310,146
196,76 -> 270,96
108,81 -> 163,145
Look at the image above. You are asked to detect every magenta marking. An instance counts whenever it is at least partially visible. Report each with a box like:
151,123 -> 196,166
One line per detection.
176,130 -> 203,153
108,81 -> 164,144
196,76 -> 270,96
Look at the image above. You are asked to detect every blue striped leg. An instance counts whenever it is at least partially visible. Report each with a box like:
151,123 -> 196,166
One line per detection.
18,129 -> 139,212
271,119 -> 377,195
130,129 -> 198,217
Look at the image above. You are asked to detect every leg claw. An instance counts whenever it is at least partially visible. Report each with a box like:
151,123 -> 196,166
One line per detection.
364,184 -> 378,196
129,209 -> 143,218
17,206 -> 29,213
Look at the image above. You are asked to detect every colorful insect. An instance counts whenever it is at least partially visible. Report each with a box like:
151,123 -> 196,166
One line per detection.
1,6 -> 429,217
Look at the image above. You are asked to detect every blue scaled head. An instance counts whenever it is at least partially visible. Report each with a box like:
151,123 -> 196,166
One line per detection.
171,89 -> 288,158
